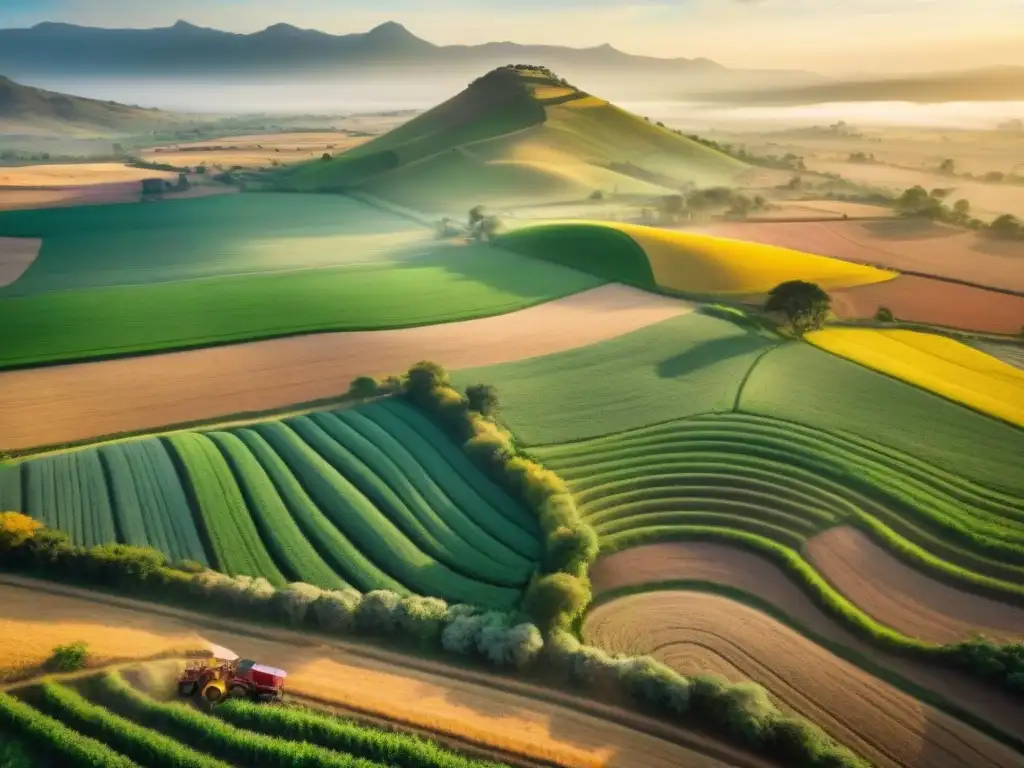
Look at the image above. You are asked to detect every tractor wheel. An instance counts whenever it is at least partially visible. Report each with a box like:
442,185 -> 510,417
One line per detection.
229,685 -> 247,699
204,685 -> 224,704
178,682 -> 196,697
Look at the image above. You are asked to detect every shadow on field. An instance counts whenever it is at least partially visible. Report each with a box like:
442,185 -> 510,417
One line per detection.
859,218 -> 957,241
656,333 -> 767,380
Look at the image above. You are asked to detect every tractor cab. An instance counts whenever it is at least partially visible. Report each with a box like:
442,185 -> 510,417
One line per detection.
177,656 -> 286,704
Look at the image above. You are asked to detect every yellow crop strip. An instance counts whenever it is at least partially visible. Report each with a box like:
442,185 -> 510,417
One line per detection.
807,328 -> 1024,428
609,224 -> 896,295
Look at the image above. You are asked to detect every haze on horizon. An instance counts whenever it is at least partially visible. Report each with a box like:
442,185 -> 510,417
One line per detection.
2,0 -> 1022,75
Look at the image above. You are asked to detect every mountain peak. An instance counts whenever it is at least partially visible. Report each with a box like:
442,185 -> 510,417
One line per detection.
172,20 -> 199,30
365,21 -> 417,40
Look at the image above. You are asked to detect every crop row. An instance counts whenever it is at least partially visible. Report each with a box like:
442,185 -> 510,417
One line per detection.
536,412 -> 1024,591
4,399 -> 538,608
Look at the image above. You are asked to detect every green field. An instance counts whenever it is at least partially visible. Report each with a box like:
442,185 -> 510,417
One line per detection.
0,239 -> 603,368
1,670 -> 505,768
453,312 -> 779,445
0,194 -> 427,296
535,412 -> 1024,590
4,399 -> 541,608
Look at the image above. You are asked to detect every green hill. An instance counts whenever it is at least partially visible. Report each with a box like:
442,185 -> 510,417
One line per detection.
282,66 -> 745,211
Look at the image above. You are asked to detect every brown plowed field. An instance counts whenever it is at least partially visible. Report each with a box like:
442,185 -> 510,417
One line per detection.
0,285 -> 691,451
690,218 -> 1024,293
589,542 -> 1024,743
585,591 -> 1023,768
0,237 -> 40,286
0,576 -> 767,768
829,274 -> 1024,334
807,527 -> 1024,644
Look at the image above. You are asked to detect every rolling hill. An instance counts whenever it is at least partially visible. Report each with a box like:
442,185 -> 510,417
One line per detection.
0,74 -> 171,134
282,66 -> 746,211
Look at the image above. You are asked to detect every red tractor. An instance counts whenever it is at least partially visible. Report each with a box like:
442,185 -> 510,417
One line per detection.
177,657 -> 286,704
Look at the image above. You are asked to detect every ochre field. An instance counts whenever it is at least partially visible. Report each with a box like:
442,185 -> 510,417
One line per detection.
0,237 -> 40,286
497,220 -> 896,296
807,328 -> 1024,427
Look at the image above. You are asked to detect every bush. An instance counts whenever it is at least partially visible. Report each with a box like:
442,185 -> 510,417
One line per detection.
544,525 -> 599,577
270,582 -> 323,626
0,512 -> 42,551
309,589 -> 362,633
404,361 -> 451,400
348,376 -> 379,400
355,589 -> 403,633
874,306 -> 895,322
395,595 -> 448,644
49,641 -> 88,672
464,383 -> 499,418
173,559 -> 206,574
523,573 -> 591,631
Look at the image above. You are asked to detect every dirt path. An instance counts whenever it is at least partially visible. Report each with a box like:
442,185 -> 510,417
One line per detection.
807,527 -> 1024,644
0,237 -> 41,286
588,542 -> 1024,745
585,592 -> 1024,768
0,575 -> 765,768
0,285 -> 691,452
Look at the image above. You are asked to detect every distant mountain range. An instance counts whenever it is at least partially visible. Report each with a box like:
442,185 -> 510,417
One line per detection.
0,20 -> 824,97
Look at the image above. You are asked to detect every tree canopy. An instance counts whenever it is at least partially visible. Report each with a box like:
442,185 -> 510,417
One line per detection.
764,280 -> 832,337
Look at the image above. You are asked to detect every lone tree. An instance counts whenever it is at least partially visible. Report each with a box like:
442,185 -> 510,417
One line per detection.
348,376 -> 379,400
477,215 -> 504,242
468,205 -> 486,229
465,384 -> 499,418
764,280 -> 831,337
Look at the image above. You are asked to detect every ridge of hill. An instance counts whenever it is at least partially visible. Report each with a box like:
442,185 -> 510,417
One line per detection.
0,73 -> 170,134
282,66 -> 746,211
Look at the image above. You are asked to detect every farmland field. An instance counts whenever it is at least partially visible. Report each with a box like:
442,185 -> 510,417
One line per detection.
0,284 -> 686,452
0,237 -> 40,286
584,591 -> 1024,768
3,399 -> 540,607
496,221 -> 895,296
806,328 -> 1024,427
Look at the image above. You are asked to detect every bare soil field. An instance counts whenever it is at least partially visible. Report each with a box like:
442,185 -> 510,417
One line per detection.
585,591 -> 1023,768
830,275 -> 1024,334
690,218 -> 1024,293
0,285 -> 691,451
142,131 -> 371,169
0,237 -> 40,286
807,527 -> 1024,644
0,163 -> 178,187
588,542 -> 1024,743
0,576 -> 765,768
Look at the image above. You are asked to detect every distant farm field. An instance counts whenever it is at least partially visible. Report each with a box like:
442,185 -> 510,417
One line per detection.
692,218 -> 1024,294
496,221 -> 895,296
0,163 -> 178,188
141,131 -> 371,169
2,399 -> 540,607
807,328 -> 1024,427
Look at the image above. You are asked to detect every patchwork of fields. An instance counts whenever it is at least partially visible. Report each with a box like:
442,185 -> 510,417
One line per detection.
1,400 -> 540,607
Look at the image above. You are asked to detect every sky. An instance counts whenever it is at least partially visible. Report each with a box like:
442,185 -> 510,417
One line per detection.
1,0 -> 1021,74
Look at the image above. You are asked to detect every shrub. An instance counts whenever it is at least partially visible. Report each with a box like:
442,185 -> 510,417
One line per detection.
544,525 -> 599,577
348,376 -> 379,400
465,383 -> 499,418
49,641 -> 88,672
309,588 -> 362,633
270,582 -> 323,626
522,573 -> 591,631
404,361 -> 451,400
874,306 -> 895,322
764,280 -> 831,337
173,559 -> 206,574
395,595 -> 448,644
355,589 -> 403,633
0,512 -> 42,551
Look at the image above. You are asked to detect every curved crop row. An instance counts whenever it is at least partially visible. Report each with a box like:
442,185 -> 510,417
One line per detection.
100,440 -> 207,565
536,412 -> 1024,590
164,433 -> 286,586
23,450 -> 116,548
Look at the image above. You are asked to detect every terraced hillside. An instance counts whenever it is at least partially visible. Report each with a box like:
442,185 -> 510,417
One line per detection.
495,221 -> 896,297
0,400 -> 541,608
0,193 -> 603,368
282,67 -> 744,210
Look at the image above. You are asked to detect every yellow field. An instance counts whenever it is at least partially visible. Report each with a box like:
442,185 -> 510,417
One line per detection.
807,328 -> 1024,427
610,223 -> 897,294
531,85 -> 576,100
0,163 -> 177,187
142,132 -> 370,170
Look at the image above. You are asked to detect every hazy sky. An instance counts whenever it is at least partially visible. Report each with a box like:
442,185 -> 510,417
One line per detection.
2,0 -> 1021,73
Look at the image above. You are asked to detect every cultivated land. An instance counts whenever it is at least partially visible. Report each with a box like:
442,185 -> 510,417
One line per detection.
0,284 -> 687,451
691,218 -> 1024,293
282,67 -> 745,211
2,399 -> 541,607
497,221 -> 896,296
0,163 -> 178,188
0,578 -> 764,768
0,237 -> 39,286
0,195 -> 606,368
807,527 -> 1024,644
584,591 -> 1023,768
828,275 -> 1024,335
141,131 -> 372,169
806,328 -> 1024,427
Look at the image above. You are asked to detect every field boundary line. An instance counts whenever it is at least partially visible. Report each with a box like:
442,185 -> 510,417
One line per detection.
0,573 -> 772,768
588,579 -> 1024,754
731,341 -> 789,412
